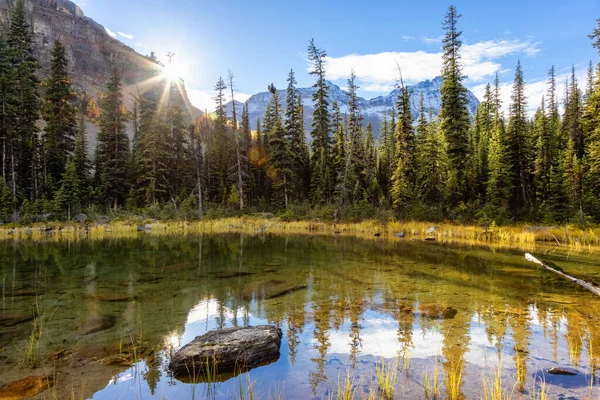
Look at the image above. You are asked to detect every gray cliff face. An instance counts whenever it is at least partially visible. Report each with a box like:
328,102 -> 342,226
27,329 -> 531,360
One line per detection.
226,76 -> 480,137
0,0 -> 200,140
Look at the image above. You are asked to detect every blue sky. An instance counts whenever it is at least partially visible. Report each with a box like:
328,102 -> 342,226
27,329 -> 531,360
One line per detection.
76,0 -> 600,113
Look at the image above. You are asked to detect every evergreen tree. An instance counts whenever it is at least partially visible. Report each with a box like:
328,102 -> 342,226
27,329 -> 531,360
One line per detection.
486,115 -> 511,210
137,85 -> 169,205
44,40 -> 77,188
391,75 -> 416,214
439,5 -> 471,206
377,109 -> 394,203
207,77 -> 231,203
73,92 -> 91,205
534,100 -> 551,207
266,85 -> 292,207
307,39 -> 331,203
506,61 -> 532,218
7,0 -> 40,210
54,158 -> 79,220
331,101 -> 346,196
96,66 -> 129,208
418,110 -> 447,207
363,121 -> 378,202
340,71 -> 365,204
584,22 -> 600,220
285,70 -> 307,199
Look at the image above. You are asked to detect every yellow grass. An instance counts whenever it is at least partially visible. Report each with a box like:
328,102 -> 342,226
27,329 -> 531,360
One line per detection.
0,217 -> 599,253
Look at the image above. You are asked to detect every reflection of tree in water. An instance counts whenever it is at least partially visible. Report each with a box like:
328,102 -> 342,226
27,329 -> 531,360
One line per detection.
143,353 -> 162,395
287,307 -> 305,365
565,311 -> 585,366
441,308 -> 471,400
348,298 -> 364,368
508,304 -> 531,392
309,302 -> 331,395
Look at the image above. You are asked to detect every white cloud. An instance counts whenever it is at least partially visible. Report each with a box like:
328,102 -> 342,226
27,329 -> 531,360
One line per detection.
118,31 -> 133,40
105,27 -> 117,38
471,66 -> 587,116
321,39 -> 541,93
421,36 -> 443,45
188,89 -> 252,112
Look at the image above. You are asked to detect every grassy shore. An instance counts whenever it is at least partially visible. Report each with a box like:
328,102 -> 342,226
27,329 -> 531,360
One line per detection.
1,217 -> 600,252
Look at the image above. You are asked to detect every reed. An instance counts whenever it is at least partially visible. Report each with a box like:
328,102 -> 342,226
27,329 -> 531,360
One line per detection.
2,218 -> 600,253
375,357 -> 399,400
445,360 -> 464,400
423,360 -> 441,400
482,363 -> 514,400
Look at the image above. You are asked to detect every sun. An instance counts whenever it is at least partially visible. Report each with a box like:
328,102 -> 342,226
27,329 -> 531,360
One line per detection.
163,61 -> 183,81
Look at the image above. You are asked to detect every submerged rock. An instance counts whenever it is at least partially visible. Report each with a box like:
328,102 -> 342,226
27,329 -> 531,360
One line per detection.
547,367 -> 578,376
418,304 -> 458,319
0,312 -> 33,327
87,291 -> 136,302
0,375 -> 53,399
81,314 -> 116,335
242,280 -> 307,301
214,271 -> 255,279
169,325 -> 282,378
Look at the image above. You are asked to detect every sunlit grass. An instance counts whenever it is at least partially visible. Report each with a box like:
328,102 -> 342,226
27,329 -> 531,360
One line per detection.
482,363 -> 515,400
375,357 -> 399,400
423,360 -> 441,400
329,370 -> 356,400
445,360 -> 464,400
2,218 -> 599,253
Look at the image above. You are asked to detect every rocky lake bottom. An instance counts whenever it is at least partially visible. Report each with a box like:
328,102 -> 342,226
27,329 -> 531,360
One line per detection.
0,234 -> 599,399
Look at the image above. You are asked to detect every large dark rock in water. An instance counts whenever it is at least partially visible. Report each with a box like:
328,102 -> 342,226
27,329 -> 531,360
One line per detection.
169,325 -> 282,378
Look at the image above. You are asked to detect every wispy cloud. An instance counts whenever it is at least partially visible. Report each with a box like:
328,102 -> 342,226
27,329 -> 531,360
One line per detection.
471,66 -> 587,116
105,27 -> 117,38
118,31 -> 133,40
421,36 -> 443,44
320,39 -> 541,92
188,89 -> 251,112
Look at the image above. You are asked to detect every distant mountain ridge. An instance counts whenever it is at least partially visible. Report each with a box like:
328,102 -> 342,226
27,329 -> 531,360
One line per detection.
226,76 -> 480,136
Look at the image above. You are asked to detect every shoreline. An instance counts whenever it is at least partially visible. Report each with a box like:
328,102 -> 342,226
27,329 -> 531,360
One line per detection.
1,217 -> 599,253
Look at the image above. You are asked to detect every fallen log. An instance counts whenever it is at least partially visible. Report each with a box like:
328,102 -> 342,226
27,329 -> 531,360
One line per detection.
525,253 -> 600,298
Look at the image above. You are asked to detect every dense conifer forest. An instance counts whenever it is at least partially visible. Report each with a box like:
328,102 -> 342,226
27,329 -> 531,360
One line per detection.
2,1 -> 600,225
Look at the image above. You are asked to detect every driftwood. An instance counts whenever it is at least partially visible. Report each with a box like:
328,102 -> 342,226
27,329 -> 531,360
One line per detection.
525,253 -> 600,297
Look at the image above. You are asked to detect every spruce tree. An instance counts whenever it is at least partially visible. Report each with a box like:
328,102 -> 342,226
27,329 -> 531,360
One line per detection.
285,70 -> 306,199
266,85 -> 292,207
331,101 -> 346,197
307,39 -> 331,203
73,93 -> 91,205
44,40 -> 77,188
439,5 -> 471,207
137,85 -> 169,205
506,61 -> 532,218
207,77 -> 231,203
8,0 -> 40,209
418,110 -> 447,207
391,75 -> 416,214
341,71 -> 366,204
54,158 -> 79,220
96,66 -> 130,208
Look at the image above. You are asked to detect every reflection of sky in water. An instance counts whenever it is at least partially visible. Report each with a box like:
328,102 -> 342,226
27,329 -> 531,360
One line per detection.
92,296 -> 590,400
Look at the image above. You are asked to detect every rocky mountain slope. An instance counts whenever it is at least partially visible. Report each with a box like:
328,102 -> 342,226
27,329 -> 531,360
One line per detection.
0,0 -> 201,129
226,76 -> 480,136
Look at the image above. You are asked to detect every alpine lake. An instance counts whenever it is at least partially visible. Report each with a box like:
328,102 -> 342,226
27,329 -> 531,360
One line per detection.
1,231 -> 600,399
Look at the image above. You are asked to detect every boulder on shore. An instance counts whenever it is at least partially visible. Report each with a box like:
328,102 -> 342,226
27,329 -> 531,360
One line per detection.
169,325 -> 282,378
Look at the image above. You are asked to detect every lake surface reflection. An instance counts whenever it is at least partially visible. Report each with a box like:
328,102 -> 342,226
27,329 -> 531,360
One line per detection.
1,234 -> 599,399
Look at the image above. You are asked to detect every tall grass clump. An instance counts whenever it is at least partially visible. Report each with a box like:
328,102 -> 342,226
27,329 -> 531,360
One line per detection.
375,357 -> 399,399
